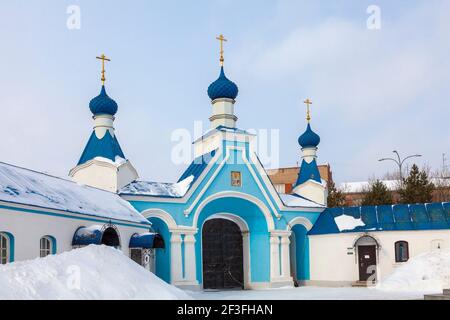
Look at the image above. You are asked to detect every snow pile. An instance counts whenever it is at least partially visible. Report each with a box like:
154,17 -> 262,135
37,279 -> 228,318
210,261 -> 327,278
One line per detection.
0,162 -> 148,224
121,175 -> 194,198
334,214 -> 365,231
378,248 -> 450,292
0,245 -> 191,300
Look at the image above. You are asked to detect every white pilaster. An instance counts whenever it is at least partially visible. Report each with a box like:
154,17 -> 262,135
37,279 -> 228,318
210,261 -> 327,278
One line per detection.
270,234 -> 281,279
280,234 -> 291,278
170,233 -> 183,284
183,234 -> 198,285
270,231 -> 294,287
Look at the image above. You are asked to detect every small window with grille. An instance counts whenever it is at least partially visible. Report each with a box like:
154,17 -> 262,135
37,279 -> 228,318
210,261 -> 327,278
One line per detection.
0,233 -> 9,264
40,236 -> 53,258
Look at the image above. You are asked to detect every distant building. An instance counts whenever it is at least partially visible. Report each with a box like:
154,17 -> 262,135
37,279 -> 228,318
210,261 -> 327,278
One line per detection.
267,164 -> 333,194
340,179 -> 450,206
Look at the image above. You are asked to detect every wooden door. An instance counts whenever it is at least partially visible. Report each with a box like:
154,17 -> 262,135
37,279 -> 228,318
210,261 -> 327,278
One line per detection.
358,245 -> 377,282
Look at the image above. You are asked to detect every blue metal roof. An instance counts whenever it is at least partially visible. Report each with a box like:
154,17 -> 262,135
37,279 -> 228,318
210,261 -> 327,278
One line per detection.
309,202 -> 450,235
78,130 -> 125,166
129,232 -> 165,249
177,149 -> 216,184
295,159 -> 322,187
72,226 -> 103,246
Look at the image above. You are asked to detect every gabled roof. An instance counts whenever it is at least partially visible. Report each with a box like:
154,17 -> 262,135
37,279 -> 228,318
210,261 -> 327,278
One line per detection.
0,161 -> 149,225
78,130 -> 125,166
309,202 -> 450,235
120,150 -> 216,198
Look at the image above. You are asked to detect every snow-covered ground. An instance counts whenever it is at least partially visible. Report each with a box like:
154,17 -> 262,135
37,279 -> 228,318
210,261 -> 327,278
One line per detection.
1,245 -> 449,300
191,248 -> 450,300
378,248 -> 450,292
0,245 -> 190,300
188,286 -> 435,300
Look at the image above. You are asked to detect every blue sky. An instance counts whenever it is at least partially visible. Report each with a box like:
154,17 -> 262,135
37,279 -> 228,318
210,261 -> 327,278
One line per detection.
0,0 -> 449,184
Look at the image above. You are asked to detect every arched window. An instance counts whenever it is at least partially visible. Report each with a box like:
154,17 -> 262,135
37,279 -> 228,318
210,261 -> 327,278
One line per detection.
0,233 -> 10,264
395,241 -> 409,263
40,236 -> 55,258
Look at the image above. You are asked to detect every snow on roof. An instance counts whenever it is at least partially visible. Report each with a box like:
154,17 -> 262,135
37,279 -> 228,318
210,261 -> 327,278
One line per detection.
0,245 -> 191,299
335,214 -> 365,232
0,162 -> 149,224
120,175 -> 194,198
279,193 -> 325,208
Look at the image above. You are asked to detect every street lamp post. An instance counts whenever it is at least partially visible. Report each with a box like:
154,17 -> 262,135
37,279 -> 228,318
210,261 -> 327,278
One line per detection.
378,150 -> 422,181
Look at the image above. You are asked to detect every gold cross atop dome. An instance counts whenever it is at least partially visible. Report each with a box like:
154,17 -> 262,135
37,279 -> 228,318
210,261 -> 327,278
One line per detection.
96,54 -> 111,85
216,34 -> 227,66
304,98 -> 313,122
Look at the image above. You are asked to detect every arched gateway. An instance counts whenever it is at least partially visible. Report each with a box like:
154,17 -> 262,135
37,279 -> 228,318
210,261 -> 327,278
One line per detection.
202,218 -> 244,290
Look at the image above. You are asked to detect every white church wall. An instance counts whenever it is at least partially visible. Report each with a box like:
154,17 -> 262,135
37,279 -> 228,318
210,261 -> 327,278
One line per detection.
0,204 -> 148,263
309,230 -> 450,286
70,160 -> 138,193
71,163 -> 118,193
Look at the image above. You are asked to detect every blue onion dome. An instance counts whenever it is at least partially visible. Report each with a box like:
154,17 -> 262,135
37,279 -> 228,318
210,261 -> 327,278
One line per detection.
89,86 -> 118,116
298,123 -> 321,148
207,66 -> 239,100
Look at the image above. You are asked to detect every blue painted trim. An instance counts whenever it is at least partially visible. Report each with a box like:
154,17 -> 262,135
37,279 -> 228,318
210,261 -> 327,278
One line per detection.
43,235 -> 57,254
0,203 -> 150,230
1,232 -> 15,262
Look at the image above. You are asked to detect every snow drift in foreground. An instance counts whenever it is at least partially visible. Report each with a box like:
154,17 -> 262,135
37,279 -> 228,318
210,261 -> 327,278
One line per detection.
378,248 -> 450,292
0,245 -> 191,300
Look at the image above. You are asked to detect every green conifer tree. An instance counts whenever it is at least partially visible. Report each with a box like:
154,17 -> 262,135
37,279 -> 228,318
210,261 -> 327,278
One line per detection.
399,164 -> 435,204
361,180 -> 393,206
327,180 -> 346,207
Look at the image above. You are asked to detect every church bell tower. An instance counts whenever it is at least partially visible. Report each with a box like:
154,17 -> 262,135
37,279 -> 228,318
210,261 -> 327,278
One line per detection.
292,99 -> 328,205
69,54 -> 138,193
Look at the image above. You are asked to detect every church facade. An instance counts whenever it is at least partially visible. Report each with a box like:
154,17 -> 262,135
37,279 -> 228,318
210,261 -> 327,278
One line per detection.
1,38 -> 449,291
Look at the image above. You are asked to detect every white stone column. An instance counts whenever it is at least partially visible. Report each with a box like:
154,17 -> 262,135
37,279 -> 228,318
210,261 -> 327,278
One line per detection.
270,234 -> 281,280
280,234 -> 291,278
183,234 -> 198,285
270,231 -> 294,288
170,233 -> 183,284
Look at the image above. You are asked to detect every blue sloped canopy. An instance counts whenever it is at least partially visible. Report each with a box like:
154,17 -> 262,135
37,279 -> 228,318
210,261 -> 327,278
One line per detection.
129,233 -> 165,249
426,203 -> 447,229
361,206 -> 378,229
72,226 -> 103,246
377,205 -> 395,230
444,202 -> 450,220
309,202 -> 450,235
295,159 -> 322,187
78,130 -> 125,166
393,205 -> 413,230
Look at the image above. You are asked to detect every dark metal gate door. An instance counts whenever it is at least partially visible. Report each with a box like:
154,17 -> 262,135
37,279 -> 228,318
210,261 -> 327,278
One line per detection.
358,245 -> 377,282
202,219 -> 244,290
